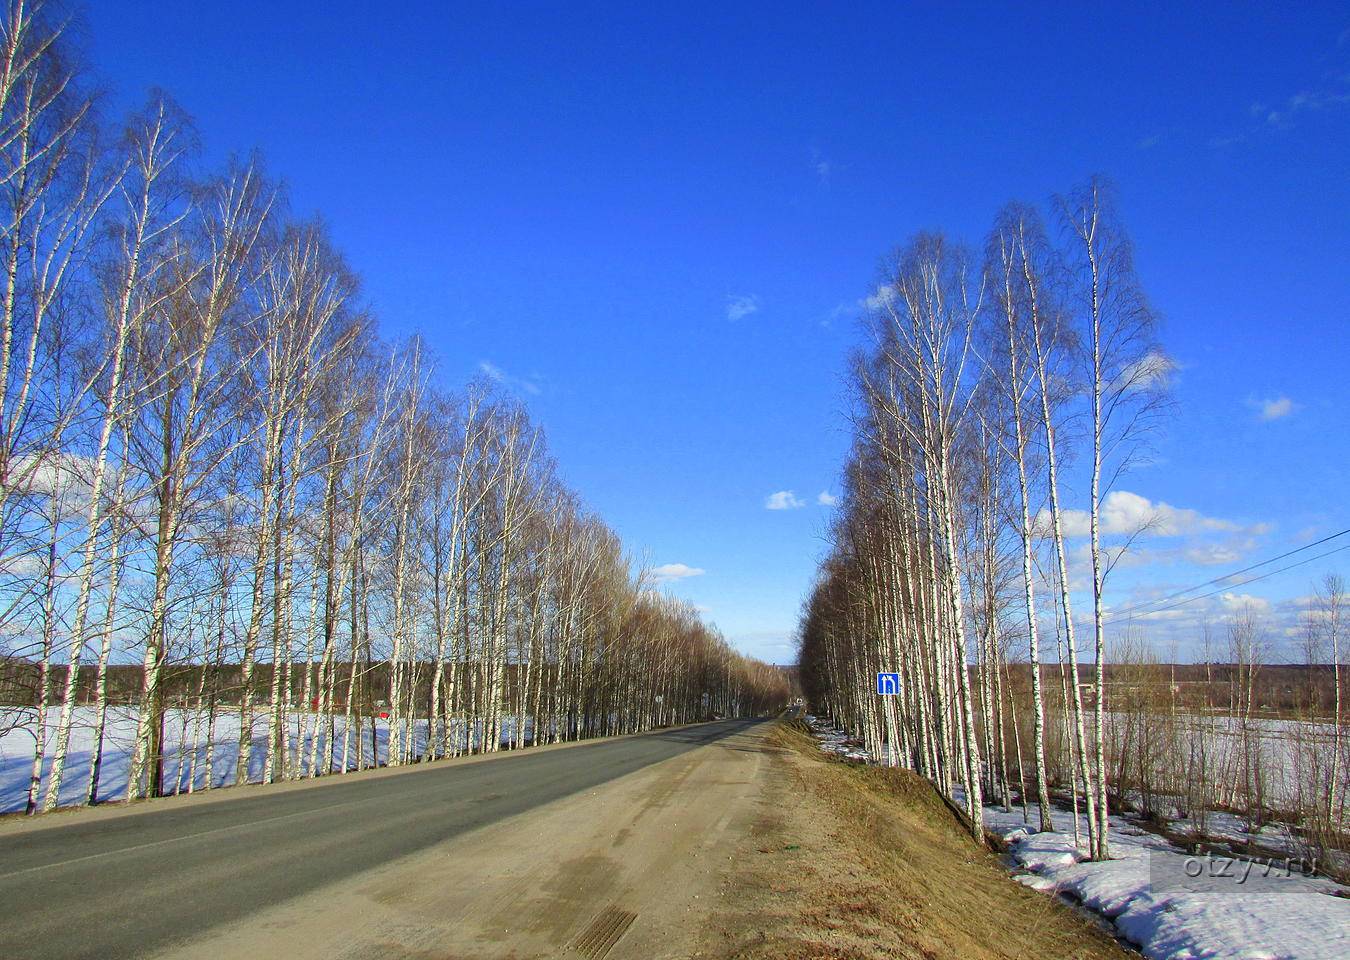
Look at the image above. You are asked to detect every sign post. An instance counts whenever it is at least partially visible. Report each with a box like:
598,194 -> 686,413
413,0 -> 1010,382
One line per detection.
876,672 -> 900,695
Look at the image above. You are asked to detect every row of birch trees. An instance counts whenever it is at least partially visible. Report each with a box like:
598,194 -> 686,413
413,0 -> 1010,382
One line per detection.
798,181 -> 1168,856
0,0 -> 788,814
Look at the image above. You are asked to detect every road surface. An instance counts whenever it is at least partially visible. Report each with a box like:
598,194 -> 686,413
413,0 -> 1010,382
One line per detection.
0,718 -> 775,960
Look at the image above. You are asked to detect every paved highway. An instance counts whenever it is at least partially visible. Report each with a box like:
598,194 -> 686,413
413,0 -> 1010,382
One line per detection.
0,719 -> 768,960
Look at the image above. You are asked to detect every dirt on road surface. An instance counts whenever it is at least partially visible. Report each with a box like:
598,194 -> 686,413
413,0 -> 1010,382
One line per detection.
151,721 -> 1130,960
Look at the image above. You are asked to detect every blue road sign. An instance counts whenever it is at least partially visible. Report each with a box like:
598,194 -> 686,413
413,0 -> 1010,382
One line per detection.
876,672 -> 900,695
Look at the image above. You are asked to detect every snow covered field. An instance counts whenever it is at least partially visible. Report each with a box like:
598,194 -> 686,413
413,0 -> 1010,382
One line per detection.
0,705 -> 535,813
804,715 -> 1350,960
1124,711 -> 1349,815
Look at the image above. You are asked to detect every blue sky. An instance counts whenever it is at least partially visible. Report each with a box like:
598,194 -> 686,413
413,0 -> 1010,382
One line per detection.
82,2 -> 1349,662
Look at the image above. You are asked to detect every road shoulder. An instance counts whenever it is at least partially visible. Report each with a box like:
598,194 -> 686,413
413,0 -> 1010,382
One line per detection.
692,722 -> 1135,960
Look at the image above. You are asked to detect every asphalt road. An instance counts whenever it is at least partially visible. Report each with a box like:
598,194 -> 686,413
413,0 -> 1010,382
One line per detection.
0,719 -> 766,960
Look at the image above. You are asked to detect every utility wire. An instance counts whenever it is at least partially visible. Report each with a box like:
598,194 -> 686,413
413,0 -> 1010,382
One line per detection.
1102,526 -> 1350,620
1104,534 -> 1350,625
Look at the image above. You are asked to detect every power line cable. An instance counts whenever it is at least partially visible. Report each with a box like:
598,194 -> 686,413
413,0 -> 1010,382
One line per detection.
1102,526 -> 1350,621
1105,539 -> 1350,625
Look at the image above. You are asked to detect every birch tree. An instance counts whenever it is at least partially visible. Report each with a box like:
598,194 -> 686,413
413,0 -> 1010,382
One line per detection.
983,203 -> 1059,831
42,96 -> 192,810
1058,176 -> 1170,858
126,160 -> 273,799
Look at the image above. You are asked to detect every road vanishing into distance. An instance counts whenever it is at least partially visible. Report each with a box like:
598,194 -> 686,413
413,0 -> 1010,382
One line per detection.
0,719 -> 777,960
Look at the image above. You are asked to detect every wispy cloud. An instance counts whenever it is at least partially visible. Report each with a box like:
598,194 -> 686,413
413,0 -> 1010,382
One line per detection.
1241,55 -> 1350,135
765,490 -> 805,510
1250,395 -> 1298,421
808,146 -> 832,186
646,563 -> 706,585
1252,82 -> 1350,129
1212,52 -> 1350,148
815,301 -> 856,329
478,360 -> 541,395
1137,133 -> 1162,150
817,491 -> 838,506
727,294 -> 760,321
1114,350 -> 1174,393
728,630 -> 796,661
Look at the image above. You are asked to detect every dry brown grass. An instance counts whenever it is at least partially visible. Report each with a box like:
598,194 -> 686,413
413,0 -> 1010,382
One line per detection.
696,722 -> 1134,960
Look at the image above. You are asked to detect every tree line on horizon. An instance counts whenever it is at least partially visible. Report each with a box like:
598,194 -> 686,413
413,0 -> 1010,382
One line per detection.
0,0 -> 788,815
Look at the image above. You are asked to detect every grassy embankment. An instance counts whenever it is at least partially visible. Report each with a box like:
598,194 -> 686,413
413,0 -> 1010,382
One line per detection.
715,721 -> 1133,960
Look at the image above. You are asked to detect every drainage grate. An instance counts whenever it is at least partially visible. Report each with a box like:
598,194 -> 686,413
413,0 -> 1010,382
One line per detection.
571,905 -> 638,959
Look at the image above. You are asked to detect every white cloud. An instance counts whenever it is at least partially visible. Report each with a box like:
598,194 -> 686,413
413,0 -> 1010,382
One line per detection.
647,563 -> 705,585
1219,592 -> 1272,617
1110,493 -> 1241,537
727,295 -> 760,321
765,490 -> 805,510
1252,395 -> 1297,421
817,491 -> 838,506
861,284 -> 897,312
1033,492 -> 1274,591
1036,491 -> 1241,540
0,555 -> 43,578
478,360 -> 541,395
7,452 -> 103,524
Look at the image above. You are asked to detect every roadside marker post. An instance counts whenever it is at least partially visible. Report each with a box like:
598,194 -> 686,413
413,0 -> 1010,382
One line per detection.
876,672 -> 900,695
